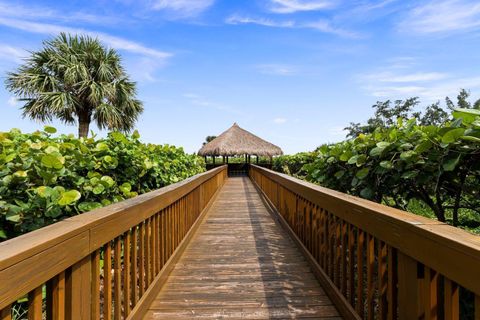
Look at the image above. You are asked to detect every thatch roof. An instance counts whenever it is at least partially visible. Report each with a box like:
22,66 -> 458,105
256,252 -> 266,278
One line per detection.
198,123 -> 283,157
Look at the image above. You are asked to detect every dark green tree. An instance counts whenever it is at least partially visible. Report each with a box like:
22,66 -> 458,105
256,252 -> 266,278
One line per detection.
5,33 -> 143,138
203,135 -> 217,146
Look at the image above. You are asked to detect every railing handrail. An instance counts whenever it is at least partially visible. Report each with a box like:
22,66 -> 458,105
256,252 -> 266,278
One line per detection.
0,165 -> 227,311
250,164 -> 480,295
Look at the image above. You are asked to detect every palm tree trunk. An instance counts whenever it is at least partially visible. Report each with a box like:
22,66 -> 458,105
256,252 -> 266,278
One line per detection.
78,112 -> 91,138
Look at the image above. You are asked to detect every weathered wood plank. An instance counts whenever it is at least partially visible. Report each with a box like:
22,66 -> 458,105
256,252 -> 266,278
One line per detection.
144,177 -> 339,319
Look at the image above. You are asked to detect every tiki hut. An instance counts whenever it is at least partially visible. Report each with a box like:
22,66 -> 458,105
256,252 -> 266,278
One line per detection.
198,123 -> 283,168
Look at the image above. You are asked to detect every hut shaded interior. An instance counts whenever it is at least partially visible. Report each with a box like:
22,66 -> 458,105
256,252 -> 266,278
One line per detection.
198,123 -> 283,175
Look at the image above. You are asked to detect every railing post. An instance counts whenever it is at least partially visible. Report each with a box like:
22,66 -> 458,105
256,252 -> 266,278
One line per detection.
397,252 -> 420,320
65,255 -> 92,320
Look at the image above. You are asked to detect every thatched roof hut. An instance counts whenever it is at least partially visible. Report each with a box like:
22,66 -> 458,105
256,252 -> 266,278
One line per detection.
198,123 -> 283,157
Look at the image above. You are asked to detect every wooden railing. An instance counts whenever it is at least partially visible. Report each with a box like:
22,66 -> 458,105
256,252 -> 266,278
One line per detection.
0,165 -> 227,320
250,165 -> 480,320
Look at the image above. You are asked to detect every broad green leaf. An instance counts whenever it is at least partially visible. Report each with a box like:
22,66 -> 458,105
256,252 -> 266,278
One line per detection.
360,187 -> 374,199
376,141 -> 391,148
414,140 -> 432,153
119,182 -> 132,194
369,147 -> 383,157
0,229 -> 6,239
41,154 -> 64,169
356,168 -> 369,179
334,170 -> 345,179
100,176 -> 115,187
78,202 -> 103,212
400,151 -> 416,160
57,190 -> 81,206
452,108 -> 480,124
44,126 -> 57,134
93,184 -> 105,195
443,155 -> 461,171
379,161 -> 393,169
13,170 -> 27,178
442,128 -> 466,144
460,135 -> 480,143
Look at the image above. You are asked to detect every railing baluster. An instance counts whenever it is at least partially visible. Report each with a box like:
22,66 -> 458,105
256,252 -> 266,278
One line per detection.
91,250 -> 100,320
444,278 -> 459,320
28,286 -> 43,320
103,242 -> 113,320
0,305 -> 11,320
424,267 -> 438,319
366,233 -> 375,320
123,231 -> 131,317
356,229 -> 365,316
132,226 -> 138,305
387,247 -> 397,320
113,237 -> 122,320
378,240 -> 388,320
139,222 -> 145,297
341,221 -> 348,296
348,224 -> 355,306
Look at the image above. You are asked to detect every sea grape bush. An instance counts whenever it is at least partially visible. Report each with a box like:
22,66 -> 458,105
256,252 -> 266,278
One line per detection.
272,152 -> 317,179
0,127 -> 205,240
303,109 -> 480,227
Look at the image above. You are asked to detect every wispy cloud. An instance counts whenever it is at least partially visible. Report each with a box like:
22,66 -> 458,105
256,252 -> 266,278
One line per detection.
151,0 -> 215,18
273,117 -> 288,124
184,93 -> 243,115
226,15 -> 294,28
358,60 -> 480,101
0,1 -> 120,26
255,64 -> 298,76
400,0 -> 480,34
0,44 -> 27,63
362,71 -> 449,83
226,15 -> 360,38
268,0 -> 338,14
7,97 -> 17,107
0,17 -> 171,60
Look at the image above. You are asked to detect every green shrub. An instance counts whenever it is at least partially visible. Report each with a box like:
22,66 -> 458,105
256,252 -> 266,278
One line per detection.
272,152 -> 317,178
304,109 -> 480,228
0,127 -> 205,240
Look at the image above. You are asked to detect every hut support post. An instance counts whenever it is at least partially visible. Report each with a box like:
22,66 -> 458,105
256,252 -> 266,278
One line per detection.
256,156 -> 259,164
213,156 -> 215,165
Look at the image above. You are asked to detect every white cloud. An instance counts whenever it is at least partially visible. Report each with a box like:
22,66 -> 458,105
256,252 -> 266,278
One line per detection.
358,64 -> 480,102
401,0 -> 480,34
152,0 -> 215,17
0,17 -> 171,60
362,71 -> 449,83
273,117 -> 287,124
226,15 -> 358,38
7,97 -> 17,107
0,44 -> 26,63
256,64 -> 297,76
268,0 -> 337,13
226,15 -> 294,28
184,93 -> 243,115
304,20 -> 361,38
0,1 -> 119,26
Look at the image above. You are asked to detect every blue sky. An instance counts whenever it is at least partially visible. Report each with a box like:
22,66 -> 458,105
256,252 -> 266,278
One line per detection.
1,0 -> 480,154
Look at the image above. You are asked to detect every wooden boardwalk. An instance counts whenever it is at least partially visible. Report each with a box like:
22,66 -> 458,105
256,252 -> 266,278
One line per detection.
144,177 -> 341,319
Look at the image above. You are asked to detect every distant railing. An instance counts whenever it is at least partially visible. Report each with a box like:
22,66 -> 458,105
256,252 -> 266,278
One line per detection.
250,165 -> 480,320
0,165 -> 227,320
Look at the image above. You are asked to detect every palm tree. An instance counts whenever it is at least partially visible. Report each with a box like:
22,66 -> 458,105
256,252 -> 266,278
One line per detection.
5,33 -> 143,138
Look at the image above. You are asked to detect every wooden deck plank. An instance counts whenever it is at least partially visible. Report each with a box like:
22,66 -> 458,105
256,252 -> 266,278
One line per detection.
144,177 -> 341,319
